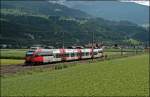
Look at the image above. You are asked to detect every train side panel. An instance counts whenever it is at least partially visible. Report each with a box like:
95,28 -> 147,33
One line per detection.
25,48 -> 103,65
65,49 -> 79,61
81,49 -> 92,59
93,49 -> 103,58
52,49 -> 62,62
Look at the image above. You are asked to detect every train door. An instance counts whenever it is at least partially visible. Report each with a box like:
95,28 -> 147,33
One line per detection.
43,55 -> 53,63
39,50 -> 53,63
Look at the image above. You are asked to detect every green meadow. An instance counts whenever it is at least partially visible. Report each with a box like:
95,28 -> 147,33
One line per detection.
0,59 -> 24,65
1,54 -> 149,96
0,49 -> 26,59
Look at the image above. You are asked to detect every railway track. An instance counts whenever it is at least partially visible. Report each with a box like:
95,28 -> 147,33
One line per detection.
0,58 -> 105,76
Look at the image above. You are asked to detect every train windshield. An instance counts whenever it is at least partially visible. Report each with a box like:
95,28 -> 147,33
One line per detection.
37,52 -> 53,56
26,51 -> 34,56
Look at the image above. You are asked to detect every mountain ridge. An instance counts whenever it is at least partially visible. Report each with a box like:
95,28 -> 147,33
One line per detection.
63,1 -> 149,25
0,1 -> 148,47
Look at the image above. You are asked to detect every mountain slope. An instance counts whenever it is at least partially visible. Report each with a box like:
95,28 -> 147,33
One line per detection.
0,1 -> 148,47
64,1 -> 149,25
1,14 -> 148,47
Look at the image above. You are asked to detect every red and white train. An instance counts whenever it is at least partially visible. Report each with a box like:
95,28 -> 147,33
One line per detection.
25,47 -> 103,65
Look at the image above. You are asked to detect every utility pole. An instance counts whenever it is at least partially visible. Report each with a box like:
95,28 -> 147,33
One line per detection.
62,31 -> 64,49
121,47 -> 123,56
92,32 -> 94,60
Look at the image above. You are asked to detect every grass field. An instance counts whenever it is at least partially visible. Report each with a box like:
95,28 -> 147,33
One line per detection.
0,59 -> 24,65
1,54 -> 149,96
0,49 -> 27,59
0,49 -> 26,65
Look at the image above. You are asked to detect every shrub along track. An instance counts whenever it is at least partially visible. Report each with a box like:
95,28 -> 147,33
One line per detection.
0,52 -> 144,76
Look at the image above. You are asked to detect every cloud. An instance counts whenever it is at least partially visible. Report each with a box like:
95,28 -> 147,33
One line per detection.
48,0 -> 66,5
120,0 -> 149,6
134,1 -> 149,6
49,0 -> 149,7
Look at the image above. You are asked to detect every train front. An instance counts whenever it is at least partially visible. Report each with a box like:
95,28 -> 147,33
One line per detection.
25,47 -> 43,65
25,50 -> 34,64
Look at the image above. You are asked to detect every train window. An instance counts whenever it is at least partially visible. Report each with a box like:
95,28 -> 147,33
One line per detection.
94,52 -> 97,55
81,52 -> 89,56
77,53 -> 80,56
71,53 -> 74,57
65,53 -> 69,57
26,51 -> 33,56
86,52 -> 89,56
99,51 -> 102,53
74,53 -> 77,57
26,53 -> 33,56
82,52 -> 85,56
34,54 -> 39,57
56,54 -> 60,58
37,52 -> 52,56
53,54 -> 60,58
53,54 -> 55,57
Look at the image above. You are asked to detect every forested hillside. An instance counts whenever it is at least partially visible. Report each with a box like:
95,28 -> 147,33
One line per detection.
0,1 -> 148,47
